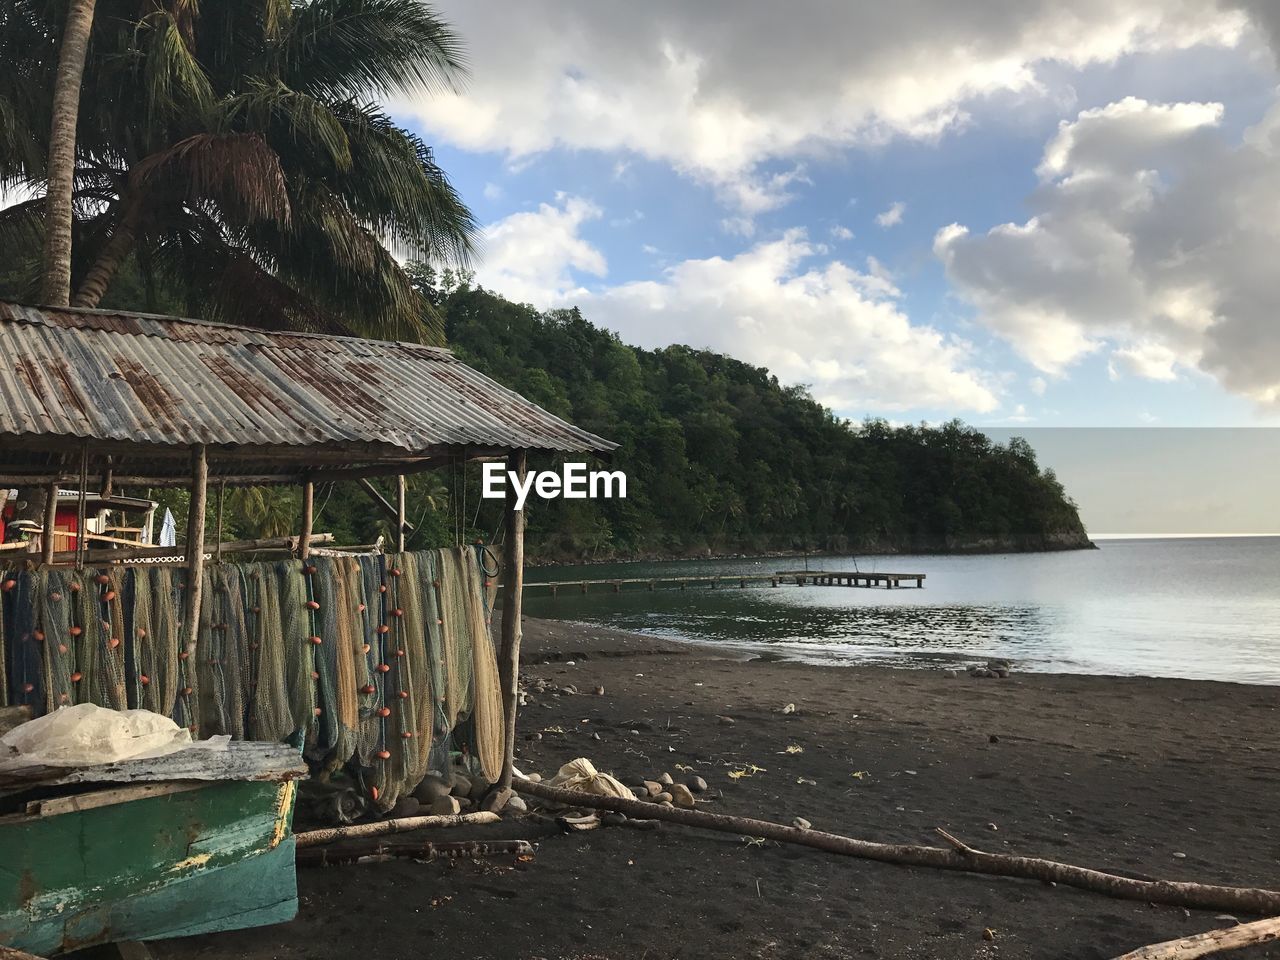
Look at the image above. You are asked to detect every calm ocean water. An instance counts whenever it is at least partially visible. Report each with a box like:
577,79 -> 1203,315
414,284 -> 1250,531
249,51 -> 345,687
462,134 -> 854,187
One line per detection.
523,536 -> 1280,684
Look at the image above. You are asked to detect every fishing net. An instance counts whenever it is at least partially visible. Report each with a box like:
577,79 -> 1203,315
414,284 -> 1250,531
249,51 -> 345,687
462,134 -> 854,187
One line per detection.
2,547 -> 507,810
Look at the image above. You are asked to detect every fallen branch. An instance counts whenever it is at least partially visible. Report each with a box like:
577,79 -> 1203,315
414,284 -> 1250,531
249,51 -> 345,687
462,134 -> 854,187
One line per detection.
515,777 -> 1280,915
1112,916 -> 1280,959
297,839 -> 534,867
293,811 -> 499,848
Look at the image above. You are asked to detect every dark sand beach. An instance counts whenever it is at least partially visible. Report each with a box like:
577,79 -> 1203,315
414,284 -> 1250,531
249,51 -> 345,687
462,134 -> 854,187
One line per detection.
156,617 -> 1280,960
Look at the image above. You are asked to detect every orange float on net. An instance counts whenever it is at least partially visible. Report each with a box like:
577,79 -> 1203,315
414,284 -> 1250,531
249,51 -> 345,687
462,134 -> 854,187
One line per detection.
33,630 -> 45,642
71,671 -> 83,682
102,590 -> 117,602
358,603 -> 367,613
377,707 -> 391,718
303,564 -> 317,575
1,579 -> 16,592
377,624 -> 390,635
392,608 -> 403,618
306,600 -> 320,610
182,686 -> 193,696
370,786 -> 379,801
179,650 -> 189,660
140,674 -> 150,686
309,635 -> 323,645
397,690 -> 409,700
377,750 -> 391,760
361,684 -> 376,694
50,591 -> 62,602
57,643 -> 67,653
108,637 -> 121,649
69,625 -> 82,637
396,649 -> 405,658
390,567 -> 402,577
378,584 -> 387,594
22,682 -> 34,693
311,670 -> 320,680
137,627 -> 147,638
401,731 -> 414,739
95,574 -> 110,585
314,707 -> 323,716
377,663 -> 391,673
362,643 -> 371,654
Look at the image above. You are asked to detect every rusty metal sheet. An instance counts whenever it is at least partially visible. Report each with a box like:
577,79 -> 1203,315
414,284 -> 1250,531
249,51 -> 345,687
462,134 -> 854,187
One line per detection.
0,302 -> 615,459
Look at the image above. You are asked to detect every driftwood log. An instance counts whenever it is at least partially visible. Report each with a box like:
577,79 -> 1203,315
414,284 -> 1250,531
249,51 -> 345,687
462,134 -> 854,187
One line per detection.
297,838 -> 534,867
515,777 -> 1280,915
293,811 -> 499,848
1112,916 -> 1280,959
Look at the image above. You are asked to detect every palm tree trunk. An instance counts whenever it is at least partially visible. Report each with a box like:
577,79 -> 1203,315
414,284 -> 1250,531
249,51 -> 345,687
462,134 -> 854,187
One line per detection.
39,0 -> 98,307
72,200 -> 140,308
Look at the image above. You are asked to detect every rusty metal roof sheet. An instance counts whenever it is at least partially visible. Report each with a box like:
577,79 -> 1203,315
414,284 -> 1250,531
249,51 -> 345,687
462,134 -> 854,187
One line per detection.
0,302 -> 615,462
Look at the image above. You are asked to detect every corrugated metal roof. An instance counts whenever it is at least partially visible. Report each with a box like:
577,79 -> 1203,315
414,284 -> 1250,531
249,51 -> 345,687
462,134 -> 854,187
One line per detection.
0,302 -> 615,467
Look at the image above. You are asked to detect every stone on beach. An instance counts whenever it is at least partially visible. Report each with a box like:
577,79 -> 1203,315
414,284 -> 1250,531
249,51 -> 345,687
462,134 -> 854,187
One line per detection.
412,774 -> 452,805
688,775 -> 709,793
430,795 -> 461,816
658,772 -> 674,786
668,783 -> 696,808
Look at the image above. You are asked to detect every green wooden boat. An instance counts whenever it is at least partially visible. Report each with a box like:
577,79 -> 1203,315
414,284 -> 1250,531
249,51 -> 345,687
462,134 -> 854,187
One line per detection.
0,739 -> 306,955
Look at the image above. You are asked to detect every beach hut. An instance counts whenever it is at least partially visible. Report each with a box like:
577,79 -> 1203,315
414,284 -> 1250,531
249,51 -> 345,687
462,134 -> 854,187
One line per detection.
0,300 -> 615,953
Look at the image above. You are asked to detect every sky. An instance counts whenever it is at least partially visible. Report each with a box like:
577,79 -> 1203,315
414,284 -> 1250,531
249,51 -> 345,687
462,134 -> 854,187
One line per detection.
390,0 -> 1280,430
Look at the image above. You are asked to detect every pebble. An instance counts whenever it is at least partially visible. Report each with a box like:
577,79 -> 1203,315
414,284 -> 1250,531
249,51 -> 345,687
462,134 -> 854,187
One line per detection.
942,669 -> 958,678
506,795 -> 528,814
594,685 -> 605,695
430,795 -> 461,816
1173,851 -> 1188,859
602,812 -> 628,827
591,732 -> 602,741
658,772 -> 674,786
642,780 -> 663,797
659,800 -> 674,808
412,774 -> 452,804
989,734 -> 1000,743
524,772 -> 543,783
717,715 -> 735,726
688,776 -> 709,793
389,797 -> 420,819
668,783 -> 696,809
791,817 -> 811,830
450,773 -> 472,798
559,685 -> 578,696
654,792 -> 673,804
782,703 -> 796,714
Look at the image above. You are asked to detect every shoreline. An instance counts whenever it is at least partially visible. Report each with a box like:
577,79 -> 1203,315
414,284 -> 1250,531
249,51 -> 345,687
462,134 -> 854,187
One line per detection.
160,616 -> 1280,960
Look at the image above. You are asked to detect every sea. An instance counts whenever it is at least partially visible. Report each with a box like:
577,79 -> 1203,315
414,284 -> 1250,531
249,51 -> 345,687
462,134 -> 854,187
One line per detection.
521,536 -> 1280,684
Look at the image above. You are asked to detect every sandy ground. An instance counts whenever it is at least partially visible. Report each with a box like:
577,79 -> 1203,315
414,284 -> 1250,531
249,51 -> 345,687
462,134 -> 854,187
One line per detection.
154,617 -> 1280,960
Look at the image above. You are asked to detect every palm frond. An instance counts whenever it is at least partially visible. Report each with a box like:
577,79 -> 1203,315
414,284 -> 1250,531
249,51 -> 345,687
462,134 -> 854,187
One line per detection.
274,0 -> 467,100
132,131 -> 291,225
222,79 -> 352,172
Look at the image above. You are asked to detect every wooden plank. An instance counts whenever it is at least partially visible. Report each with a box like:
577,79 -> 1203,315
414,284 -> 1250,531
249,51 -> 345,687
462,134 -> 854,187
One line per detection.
24,782 -> 205,818
0,741 -> 306,795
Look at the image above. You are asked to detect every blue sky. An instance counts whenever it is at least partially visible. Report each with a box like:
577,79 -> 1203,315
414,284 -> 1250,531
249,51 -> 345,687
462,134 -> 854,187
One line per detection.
390,1 -> 1280,428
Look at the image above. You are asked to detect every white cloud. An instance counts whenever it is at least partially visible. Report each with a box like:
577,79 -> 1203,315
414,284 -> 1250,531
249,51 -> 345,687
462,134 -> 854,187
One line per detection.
583,231 -> 999,413
399,1 -> 1259,213
936,95 -> 1280,406
875,201 -> 906,228
830,224 -> 854,240
482,182 -> 503,201
474,194 -> 607,305
1029,376 -> 1048,396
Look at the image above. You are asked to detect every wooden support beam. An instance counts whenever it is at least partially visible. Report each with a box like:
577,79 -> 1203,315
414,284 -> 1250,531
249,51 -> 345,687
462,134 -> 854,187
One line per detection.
40,482 -> 57,566
396,474 -> 406,554
183,445 -> 207,655
482,449 -> 526,812
45,533 -> 332,565
356,478 -> 417,535
299,480 -> 314,561
75,445 -> 88,569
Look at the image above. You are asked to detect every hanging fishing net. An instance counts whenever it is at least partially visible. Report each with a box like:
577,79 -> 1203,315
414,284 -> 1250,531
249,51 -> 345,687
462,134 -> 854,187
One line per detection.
2,547 -> 508,812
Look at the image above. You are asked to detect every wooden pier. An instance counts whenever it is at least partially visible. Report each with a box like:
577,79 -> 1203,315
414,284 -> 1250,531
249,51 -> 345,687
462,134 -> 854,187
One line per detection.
521,570 -> 925,596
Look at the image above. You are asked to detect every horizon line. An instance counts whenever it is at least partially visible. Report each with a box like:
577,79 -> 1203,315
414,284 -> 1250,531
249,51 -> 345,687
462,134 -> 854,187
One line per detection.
1090,532 -> 1280,539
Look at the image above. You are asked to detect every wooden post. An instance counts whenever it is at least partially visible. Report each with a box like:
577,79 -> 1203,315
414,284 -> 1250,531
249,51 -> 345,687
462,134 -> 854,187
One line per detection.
183,445 -> 207,653
299,480 -> 314,561
396,474 -> 406,554
214,480 -> 225,564
483,449 -> 526,811
75,444 -> 88,570
40,482 -> 58,565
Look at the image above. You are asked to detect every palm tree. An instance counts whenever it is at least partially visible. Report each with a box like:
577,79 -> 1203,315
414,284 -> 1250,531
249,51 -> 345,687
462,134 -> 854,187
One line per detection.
1,0 -> 475,343
38,0 -> 97,307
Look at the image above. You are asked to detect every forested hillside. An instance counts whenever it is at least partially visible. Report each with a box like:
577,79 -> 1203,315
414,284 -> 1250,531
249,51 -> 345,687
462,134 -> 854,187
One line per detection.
430,276 -> 1091,561
0,264 -> 1091,561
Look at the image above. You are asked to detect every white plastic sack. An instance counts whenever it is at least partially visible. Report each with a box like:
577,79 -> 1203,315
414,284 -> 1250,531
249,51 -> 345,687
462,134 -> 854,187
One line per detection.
0,702 -> 225,768
546,757 -> 636,800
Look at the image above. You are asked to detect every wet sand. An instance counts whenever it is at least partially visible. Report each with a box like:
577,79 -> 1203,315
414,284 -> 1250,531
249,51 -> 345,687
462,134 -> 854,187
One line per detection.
157,617 -> 1280,960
